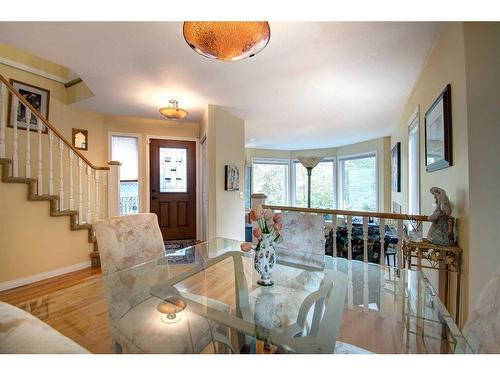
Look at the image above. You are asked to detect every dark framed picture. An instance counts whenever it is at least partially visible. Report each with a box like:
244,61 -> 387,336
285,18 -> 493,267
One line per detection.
72,128 -> 88,150
8,79 -> 50,133
225,164 -> 240,191
425,84 -> 452,172
391,142 -> 401,192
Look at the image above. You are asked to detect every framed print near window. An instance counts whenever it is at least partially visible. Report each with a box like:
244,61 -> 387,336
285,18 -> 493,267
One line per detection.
391,142 -> 401,192
225,164 -> 240,191
425,84 -> 452,172
8,79 -> 49,133
72,128 -> 88,150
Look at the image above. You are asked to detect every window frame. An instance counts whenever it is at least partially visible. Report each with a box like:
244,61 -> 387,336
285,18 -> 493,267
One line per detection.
251,157 -> 291,206
109,132 -> 142,214
338,151 -> 378,212
408,106 -> 421,215
290,157 -> 337,209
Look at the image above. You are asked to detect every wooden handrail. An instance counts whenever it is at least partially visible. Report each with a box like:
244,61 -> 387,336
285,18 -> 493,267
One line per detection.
263,204 -> 430,222
0,74 -> 109,171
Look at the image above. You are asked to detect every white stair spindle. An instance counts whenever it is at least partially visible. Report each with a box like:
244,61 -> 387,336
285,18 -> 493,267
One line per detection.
347,215 -> 353,260
68,149 -> 74,210
36,117 -> 43,195
58,139 -> 64,210
78,158 -> 83,224
12,97 -> 19,177
0,82 -> 6,158
102,170 -> 108,218
24,107 -> 31,178
379,218 -> 386,266
362,216 -> 369,263
396,219 -> 404,270
332,214 -> 338,258
86,165 -> 92,223
48,130 -> 54,195
94,170 -> 100,222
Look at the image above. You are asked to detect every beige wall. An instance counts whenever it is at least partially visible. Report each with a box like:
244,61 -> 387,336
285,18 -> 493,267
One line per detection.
246,137 -> 391,212
463,22 -> 500,313
202,105 -> 246,241
391,23 -> 471,321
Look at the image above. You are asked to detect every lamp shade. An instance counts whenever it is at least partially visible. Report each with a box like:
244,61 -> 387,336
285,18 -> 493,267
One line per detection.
183,21 -> 271,61
296,156 -> 323,169
159,100 -> 188,120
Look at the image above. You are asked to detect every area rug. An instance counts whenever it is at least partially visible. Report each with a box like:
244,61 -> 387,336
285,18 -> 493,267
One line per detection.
164,239 -> 197,252
164,239 -> 197,264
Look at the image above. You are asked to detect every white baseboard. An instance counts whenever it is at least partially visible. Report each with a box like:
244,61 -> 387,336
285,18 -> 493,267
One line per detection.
0,261 -> 92,292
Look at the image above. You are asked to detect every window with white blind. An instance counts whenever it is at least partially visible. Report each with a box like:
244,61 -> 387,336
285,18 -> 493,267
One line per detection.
111,135 -> 139,215
252,158 -> 289,206
408,113 -> 420,215
339,153 -> 377,211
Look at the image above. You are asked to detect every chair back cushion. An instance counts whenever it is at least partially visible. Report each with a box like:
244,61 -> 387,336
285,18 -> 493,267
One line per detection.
275,211 -> 325,269
463,265 -> 500,353
0,302 -> 89,353
94,213 -> 165,275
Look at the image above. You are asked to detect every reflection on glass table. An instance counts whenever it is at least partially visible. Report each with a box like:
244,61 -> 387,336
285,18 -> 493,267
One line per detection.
100,238 -> 472,354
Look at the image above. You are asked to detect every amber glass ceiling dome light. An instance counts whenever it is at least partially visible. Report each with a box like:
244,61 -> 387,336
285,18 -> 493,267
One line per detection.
183,21 -> 271,61
159,99 -> 188,120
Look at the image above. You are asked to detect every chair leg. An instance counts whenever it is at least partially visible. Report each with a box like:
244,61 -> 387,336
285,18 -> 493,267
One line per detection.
111,338 -> 123,354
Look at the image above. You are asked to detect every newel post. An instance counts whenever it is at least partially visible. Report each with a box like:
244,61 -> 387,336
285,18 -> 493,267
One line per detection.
251,193 -> 267,209
107,161 -> 121,217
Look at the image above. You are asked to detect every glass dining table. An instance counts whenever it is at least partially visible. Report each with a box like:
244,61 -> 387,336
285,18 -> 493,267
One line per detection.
24,238 -> 472,354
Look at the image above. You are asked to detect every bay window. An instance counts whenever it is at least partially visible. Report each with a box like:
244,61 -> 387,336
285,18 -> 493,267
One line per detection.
339,153 -> 377,211
252,159 -> 289,206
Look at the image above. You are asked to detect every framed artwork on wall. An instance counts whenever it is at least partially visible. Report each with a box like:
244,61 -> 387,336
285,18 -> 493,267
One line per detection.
72,128 -> 88,150
225,164 -> 240,191
391,142 -> 401,192
8,79 -> 49,133
425,84 -> 452,172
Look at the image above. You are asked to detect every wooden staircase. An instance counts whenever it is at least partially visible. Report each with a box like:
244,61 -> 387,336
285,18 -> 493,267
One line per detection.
0,157 -> 101,266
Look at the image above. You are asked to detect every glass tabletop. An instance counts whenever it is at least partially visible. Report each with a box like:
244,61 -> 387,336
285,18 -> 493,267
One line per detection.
100,238 -> 472,354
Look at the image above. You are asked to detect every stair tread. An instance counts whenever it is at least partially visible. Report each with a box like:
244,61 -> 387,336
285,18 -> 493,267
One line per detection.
29,195 -> 59,201
4,177 -> 37,184
51,210 -> 79,216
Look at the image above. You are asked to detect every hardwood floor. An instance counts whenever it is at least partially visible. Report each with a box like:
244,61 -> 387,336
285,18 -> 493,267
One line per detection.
0,261 -> 445,354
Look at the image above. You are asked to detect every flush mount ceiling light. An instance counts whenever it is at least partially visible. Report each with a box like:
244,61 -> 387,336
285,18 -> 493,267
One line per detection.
183,21 -> 271,62
159,99 -> 188,120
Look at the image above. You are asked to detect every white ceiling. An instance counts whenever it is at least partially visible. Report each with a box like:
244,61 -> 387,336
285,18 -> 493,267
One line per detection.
0,22 -> 440,150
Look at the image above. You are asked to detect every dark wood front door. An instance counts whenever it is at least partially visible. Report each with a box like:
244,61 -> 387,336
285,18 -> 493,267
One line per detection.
150,139 -> 196,240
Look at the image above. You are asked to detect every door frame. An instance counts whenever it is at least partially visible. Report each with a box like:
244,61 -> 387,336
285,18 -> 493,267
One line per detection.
145,135 -> 201,241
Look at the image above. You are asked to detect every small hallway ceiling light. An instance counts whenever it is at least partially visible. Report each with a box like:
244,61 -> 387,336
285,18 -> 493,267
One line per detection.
183,21 -> 271,62
159,99 -> 188,120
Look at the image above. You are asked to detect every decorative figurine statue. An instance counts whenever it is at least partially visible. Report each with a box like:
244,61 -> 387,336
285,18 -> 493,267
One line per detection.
427,187 -> 456,246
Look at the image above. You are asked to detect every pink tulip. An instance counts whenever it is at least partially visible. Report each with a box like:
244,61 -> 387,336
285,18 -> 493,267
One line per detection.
253,227 -> 262,238
248,210 -> 256,222
254,205 -> 263,220
274,222 -> 283,231
263,209 -> 273,221
273,213 -> 282,223
240,242 -> 252,252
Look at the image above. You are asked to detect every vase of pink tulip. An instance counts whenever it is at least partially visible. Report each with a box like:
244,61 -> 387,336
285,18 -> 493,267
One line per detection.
240,205 -> 283,287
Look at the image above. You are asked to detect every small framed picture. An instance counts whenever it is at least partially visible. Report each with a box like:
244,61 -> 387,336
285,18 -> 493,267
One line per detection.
425,84 -> 452,172
225,164 -> 240,191
8,79 -> 49,133
72,128 -> 88,150
391,142 -> 401,192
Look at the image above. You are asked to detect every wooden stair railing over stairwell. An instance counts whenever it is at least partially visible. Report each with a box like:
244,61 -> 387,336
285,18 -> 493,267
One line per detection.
0,74 -> 121,267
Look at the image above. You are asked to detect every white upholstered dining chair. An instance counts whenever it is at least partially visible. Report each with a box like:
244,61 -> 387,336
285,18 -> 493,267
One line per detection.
94,213 -> 231,354
462,264 -> 500,353
253,210 -> 370,353
0,301 -> 89,354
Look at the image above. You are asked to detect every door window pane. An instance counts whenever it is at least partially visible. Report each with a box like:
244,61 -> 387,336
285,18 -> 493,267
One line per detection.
294,160 -> 335,209
340,154 -> 377,211
252,161 -> 288,205
159,148 -> 187,193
